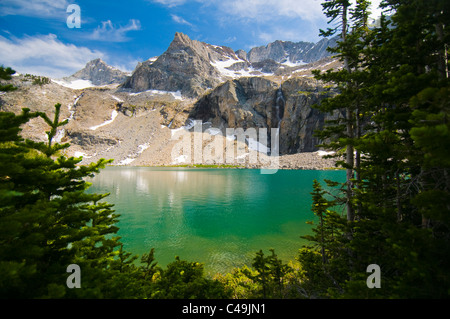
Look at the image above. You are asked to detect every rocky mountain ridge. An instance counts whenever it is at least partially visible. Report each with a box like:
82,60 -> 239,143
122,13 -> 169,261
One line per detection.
0,32 -> 342,169
121,32 -> 338,98
247,37 -> 338,65
51,32 -> 338,96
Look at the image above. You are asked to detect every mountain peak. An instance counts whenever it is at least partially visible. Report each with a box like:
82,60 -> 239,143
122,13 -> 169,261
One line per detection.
173,32 -> 192,43
169,32 -> 208,53
88,58 -> 106,65
65,58 -> 129,86
122,32 -> 230,97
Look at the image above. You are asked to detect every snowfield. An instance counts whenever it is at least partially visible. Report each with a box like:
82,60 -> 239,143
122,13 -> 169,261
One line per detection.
52,79 -> 97,90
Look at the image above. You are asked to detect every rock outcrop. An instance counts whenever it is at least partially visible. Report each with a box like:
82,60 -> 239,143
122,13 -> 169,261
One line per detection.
278,77 -> 340,153
191,77 -> 280,130
190,77 -> 339,154
64,58 -> 129,86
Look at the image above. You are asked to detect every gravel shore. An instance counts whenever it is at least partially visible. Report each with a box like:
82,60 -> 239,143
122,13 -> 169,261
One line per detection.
121,130 -> 341,171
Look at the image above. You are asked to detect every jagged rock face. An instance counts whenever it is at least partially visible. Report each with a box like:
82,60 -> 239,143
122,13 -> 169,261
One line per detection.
190,77 -> 339,154
235,49 -> 248,61
121,32 -> 240,98
248,37 -> 338,64
65,58 -> 129,85
279,78 -> 340,153
191,77 -> 280,129
248,40 -> 290,63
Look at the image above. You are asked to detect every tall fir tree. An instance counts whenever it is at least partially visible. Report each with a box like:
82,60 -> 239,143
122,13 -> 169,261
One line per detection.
0,104 -> 124,298
303,0 -> 450,298
314,0 -> 373,223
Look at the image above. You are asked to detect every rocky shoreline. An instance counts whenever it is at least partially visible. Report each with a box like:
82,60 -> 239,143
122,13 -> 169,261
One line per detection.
277,151 -> 339,170
122,150 -> 340,171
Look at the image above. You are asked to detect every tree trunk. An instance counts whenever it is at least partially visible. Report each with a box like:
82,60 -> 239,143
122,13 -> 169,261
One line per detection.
342,2 -> 355,223
355,106 -> 362,217
435,22 -> 448,79
346,108 -> 355,222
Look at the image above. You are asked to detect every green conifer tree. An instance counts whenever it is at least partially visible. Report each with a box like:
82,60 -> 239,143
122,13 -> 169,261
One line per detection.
307,0 -> 450,298
0,104 -> 124,298
0,66 -> 17,92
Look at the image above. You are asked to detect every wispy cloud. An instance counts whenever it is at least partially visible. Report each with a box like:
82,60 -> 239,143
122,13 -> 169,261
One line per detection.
152,0 -> 187,7
0,34 -> 105,78
88,19 -> 141,42
0,0 -> 69,18
153,0 -> 324,22
150,0 -> 326,44
223,36 -> 237,43
171,14 -> 193,27
214,0 -> 324,23
220,0 -> 384,24
257,20 -> 324,44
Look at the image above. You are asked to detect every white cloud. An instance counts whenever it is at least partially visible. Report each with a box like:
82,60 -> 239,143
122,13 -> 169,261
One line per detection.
171,14 -> 193,27
88,19 -> 141,42
152,0 -> 326,44
224,36 -> 237,43
0,0 -> 69,18
237,0 -> 385,44
152,0 -> 187,7
152,0 -> 324,22
223,0 -> 383,23
0,34 -> 105,78
209,0 -> 324,23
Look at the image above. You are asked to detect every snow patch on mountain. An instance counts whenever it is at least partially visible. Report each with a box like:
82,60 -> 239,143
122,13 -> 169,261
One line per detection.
52,79 -> 97,90
211,57 -> 273,78
128,89 -> 184,100
90,110 -> 119,130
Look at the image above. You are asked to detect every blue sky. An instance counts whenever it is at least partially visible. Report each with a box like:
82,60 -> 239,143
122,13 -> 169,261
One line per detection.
0,0 -> 382,79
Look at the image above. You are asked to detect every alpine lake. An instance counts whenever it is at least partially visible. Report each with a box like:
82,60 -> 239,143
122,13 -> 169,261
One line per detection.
87,166 -> 346,276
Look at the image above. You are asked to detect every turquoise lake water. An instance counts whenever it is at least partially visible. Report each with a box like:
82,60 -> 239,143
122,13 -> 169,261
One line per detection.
87,167 -> 345,275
